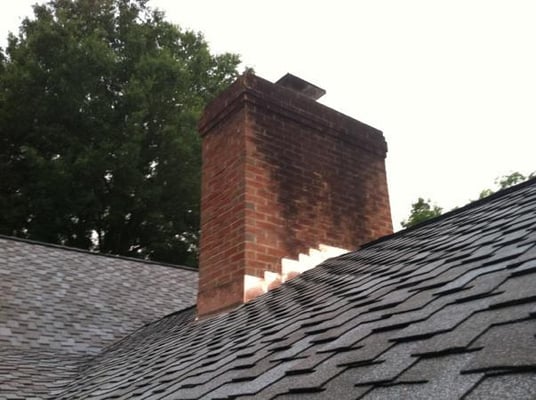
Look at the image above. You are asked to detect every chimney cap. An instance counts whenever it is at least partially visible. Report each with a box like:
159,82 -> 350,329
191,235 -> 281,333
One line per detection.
275,73 -> 326,101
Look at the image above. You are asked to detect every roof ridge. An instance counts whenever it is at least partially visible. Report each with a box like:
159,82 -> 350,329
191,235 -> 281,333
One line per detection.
66,306 -> 198,379
361,176 -> 536,249
96,305 -> 197,354
0,234 -> 198,272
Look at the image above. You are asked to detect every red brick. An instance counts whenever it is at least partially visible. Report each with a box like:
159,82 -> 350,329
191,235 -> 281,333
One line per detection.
197,73 -> 392,317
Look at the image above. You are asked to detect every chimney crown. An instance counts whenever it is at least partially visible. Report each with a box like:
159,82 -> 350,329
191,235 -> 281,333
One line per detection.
275,73 -> 326,100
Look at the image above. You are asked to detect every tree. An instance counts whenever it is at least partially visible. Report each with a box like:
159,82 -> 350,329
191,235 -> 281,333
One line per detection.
0,0 -> 240,266
401,198 -> 442,229
401,171 -> 535,229
479,171 -> 535,199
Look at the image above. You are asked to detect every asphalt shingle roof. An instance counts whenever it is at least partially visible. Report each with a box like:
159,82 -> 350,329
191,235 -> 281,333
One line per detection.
46,178 -> 536,399
0,238 -> 198,399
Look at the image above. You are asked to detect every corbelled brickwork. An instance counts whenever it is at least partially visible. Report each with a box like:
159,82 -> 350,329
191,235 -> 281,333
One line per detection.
197,72 -> 392,316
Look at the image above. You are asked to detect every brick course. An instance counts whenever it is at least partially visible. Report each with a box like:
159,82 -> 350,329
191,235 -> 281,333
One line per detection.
197,72 -> 392,316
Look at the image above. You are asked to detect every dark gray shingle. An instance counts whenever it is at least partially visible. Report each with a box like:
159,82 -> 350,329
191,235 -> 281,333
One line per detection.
4,178 -> 536,399
0,238 -> 197,399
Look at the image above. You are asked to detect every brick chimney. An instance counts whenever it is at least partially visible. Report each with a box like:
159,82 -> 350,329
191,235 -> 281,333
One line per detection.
197,72 -> 392,317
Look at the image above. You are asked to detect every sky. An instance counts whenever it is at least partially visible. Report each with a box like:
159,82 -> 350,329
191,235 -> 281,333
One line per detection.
1,0 -> 535,229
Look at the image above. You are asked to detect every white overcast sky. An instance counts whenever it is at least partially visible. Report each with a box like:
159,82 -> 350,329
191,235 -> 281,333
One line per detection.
2,1 -> 535,229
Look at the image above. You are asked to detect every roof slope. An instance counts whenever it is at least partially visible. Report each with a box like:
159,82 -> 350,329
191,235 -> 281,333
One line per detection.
54,178 -> 536,399
0,237 -> 198,398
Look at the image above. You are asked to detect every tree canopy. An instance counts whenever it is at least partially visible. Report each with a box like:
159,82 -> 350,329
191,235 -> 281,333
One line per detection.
0,0 -> 240,266
401,198 -> 442,229
478,171 -> 534,199
401,172 -> 535,229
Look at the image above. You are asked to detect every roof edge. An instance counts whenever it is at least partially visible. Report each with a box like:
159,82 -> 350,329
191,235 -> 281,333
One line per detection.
0,234 -> 198,272
361,176 -> 536,249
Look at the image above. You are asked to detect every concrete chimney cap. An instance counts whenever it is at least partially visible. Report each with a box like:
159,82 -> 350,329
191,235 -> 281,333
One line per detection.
275,73 -> 326,101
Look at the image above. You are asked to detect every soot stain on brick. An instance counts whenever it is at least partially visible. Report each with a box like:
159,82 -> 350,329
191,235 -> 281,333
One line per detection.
251,110 -> 375,256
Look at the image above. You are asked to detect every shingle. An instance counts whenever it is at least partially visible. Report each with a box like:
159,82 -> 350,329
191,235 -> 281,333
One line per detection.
389,291 -> 502,342
361,352 -> 482,400
202,360 -> 300,399
413,301 -> 535,356
488,272 -> 536,307
273,371 -> 372,400
351,343 -> 419,385
332,331 -> 393,365
463,373 -> 536,400
462,319 -> 536,372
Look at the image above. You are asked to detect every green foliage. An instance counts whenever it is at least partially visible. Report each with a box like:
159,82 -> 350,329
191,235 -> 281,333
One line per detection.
0,0 -> 240,266
479,171 -> 535,199
402,171 -> 535,229
478,188 -> 494,200
401,198 -> 443,229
